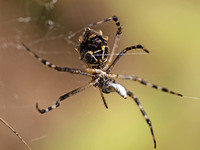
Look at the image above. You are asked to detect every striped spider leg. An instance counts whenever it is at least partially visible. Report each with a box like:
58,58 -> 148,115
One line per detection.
22,43 -> 95,114
104,42 -> 182,97
0,118 -> 31,150
105,44 -> 150,72
104,41 -> 181,148
107,72 -> 183,149
36,82 -> 94,114
103,74 -> 156,148
22,43 -> 92,77
116,74 -> 183,97
68,15 -> 122,43
126,90 -> 156,148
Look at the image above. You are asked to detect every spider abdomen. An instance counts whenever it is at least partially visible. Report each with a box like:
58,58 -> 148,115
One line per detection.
77,28 -> 109,69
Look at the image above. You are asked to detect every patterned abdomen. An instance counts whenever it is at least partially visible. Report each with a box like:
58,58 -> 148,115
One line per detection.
77,28 -> 109,69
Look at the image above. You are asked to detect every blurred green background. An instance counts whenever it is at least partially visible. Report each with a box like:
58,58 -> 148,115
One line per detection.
1,0 -> 200,150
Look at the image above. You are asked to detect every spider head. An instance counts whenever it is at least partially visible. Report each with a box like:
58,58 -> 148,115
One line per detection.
76,27 -> 109,69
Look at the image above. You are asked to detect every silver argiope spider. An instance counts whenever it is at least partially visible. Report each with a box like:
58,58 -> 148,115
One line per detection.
22,16 -> 183,149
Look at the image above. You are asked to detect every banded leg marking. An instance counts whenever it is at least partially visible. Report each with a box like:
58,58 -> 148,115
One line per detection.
87,16 -> 122,35
69,16 -> 122,41
0,118 -> 31,150
106,44 -> 149,72
104,16 -> 122,70
36,82 -> 93,114
118,75 -> 183,97
126,90 -> 156,149
99,87 -> 108,109
22,43 -> 92,77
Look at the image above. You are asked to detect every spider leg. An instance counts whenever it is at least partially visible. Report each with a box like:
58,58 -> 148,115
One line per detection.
68,16 -> 121,43
22,43 -> 92,77
113,74 -> 183,97
86,16 -> 122,35
99,87 -> 108,109
126,90 -> 156,149
106,44 -> 149,72
36,82 -> 93,114
0,118 -> 31,150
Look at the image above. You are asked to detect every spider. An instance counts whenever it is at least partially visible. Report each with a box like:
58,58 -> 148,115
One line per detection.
22,16 -> 183,149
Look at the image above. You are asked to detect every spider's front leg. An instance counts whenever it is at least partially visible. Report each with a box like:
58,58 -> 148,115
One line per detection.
106,44 -> 149,72
68,16 -> 121,44
36,82 -> 93,114
86,16 -> 122,35
22,43 -> 92,77
126,90 -> 156,149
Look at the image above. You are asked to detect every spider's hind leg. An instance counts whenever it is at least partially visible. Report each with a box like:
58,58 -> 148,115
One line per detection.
135,76 -> 183,97
126,90 -> 156,148
115,74 -> 183,97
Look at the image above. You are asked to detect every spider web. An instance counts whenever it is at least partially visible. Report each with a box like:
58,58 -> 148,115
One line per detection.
0,0 -> 164,119
2,1 -> 200,150
0,0 -> 151,121
0,1 -> 80,149
1,0 -> 66,53
0,1 -> 150,149
0,0 -> 148,64
0,0 -> 91,91
0,0 -> 94,115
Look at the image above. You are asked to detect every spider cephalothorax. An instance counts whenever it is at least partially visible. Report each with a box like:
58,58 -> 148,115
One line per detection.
22,15 -> 184,149
76,27 -> 109,69
92,70 -> 127,99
